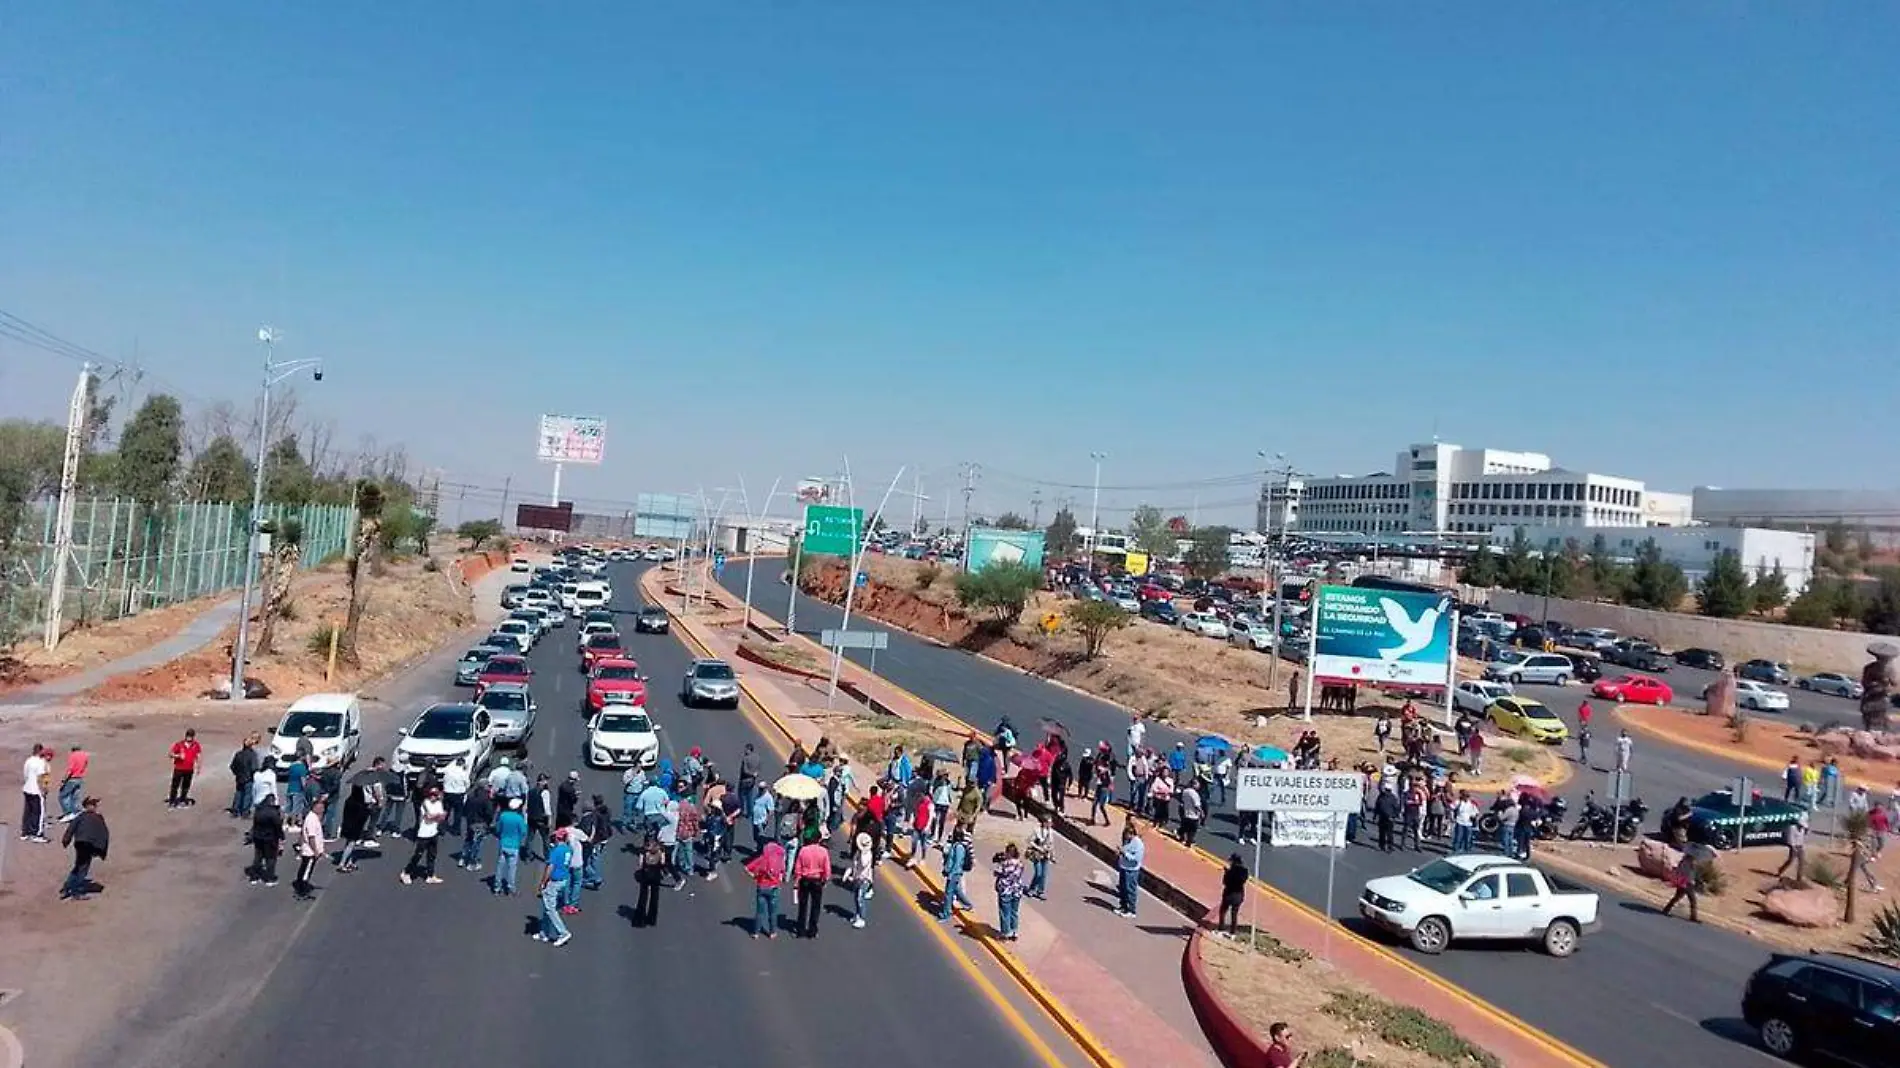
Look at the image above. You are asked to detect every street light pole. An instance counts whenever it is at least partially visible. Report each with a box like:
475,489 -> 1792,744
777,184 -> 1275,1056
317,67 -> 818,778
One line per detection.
231,328 -> 323,702
1259,451 -> 1287,693
1087,451 -> 1107,563
739,475 -> 783,631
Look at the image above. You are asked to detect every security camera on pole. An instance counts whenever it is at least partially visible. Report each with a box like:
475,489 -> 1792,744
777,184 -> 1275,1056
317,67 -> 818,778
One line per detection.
231,327 -> 324,702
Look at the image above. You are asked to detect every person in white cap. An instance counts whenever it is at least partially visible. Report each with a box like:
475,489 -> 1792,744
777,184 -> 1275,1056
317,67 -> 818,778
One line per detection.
494,797 -> 528,895
848,831 -> 875,929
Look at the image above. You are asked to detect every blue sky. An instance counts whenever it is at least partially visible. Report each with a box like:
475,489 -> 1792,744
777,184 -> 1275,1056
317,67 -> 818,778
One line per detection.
2,5 -> 1894,528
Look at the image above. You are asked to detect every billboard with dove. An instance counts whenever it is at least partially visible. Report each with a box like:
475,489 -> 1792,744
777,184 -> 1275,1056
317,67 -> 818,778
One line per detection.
1311,585 -> 1454,689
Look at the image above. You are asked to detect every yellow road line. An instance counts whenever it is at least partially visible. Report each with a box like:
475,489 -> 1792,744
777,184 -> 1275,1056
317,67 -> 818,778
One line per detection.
726,592 -> 1604,1068
659,595 -> 1103,1068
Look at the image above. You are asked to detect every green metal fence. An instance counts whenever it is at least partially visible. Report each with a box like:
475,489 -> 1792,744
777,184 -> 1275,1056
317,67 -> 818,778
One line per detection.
1,498 -> 356,642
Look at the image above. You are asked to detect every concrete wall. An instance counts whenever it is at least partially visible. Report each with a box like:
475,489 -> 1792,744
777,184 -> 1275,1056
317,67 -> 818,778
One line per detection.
1480,590 -> 1877,673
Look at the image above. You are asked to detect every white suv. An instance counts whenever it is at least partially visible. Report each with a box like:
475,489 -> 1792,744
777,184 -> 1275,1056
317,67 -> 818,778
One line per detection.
392,702 -> 495,781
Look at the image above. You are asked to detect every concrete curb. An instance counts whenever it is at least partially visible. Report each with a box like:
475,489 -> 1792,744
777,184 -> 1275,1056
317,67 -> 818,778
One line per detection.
1613,702 -> 1894,792
1181,930 -> 1268,1068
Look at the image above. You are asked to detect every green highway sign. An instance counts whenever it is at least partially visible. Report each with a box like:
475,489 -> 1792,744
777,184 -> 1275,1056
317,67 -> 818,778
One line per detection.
802,504 -> 863,556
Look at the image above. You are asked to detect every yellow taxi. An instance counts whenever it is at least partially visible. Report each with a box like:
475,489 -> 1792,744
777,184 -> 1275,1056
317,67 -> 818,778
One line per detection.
1486,697 -> 1569,744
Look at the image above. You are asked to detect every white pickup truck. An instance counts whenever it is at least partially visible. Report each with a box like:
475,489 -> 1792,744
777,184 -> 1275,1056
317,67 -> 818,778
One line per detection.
1358,855 -> 1601,958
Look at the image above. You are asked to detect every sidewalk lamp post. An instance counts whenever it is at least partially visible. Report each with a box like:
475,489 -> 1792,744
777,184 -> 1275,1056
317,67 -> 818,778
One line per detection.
1086,451 -> 1107,561
231,327 -> 324,703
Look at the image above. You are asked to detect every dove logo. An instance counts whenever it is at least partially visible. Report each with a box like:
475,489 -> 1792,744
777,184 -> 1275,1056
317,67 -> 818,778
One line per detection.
1377,596 -> 1448,661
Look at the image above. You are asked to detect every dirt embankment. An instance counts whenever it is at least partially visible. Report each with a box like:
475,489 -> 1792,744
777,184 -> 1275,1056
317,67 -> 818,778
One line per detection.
85,549 -> 483,703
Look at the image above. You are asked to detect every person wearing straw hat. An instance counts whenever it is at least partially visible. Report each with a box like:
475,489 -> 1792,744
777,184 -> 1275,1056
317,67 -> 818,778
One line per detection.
847,832 -> 875,929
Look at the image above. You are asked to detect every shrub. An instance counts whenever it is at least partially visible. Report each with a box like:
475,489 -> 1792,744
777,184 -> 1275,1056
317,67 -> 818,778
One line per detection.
915,564 -> 941,591
1066,599 -> 1133,659
307,622 -> 343,657
1306,1050 -> 1367,1068
1694,858 -> 1727,896
1502,745 -> 1536,766
953,561 -> 1041,628
275,599 -> 299,621
1246,930 -> 1312,965
1805,856 -> 1843,889
423,556 -> 440,573
1321,990 -> 1501,1068
1864,902 -> 1900,959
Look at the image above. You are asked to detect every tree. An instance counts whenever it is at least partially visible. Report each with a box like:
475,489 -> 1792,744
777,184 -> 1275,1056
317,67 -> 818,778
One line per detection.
1585,534 -> 1628,602
0,420 -> 66,647
1460,547 -> 1501,588
1549,538 -> 1587,599
75,378 -> 117,494
1045,507 -> 1079,556
953,560 -> 1041,628
456,519 -> 503,550
114,394 -> 185,506
340,479 -> 385,664
993,511 -> 1031,531
262,435 -> 316,506
1695,550 -> 1753,618
1786,578 -> 1843,629
1166,515 -> 1191,535
1183,526 -> 1232,582
1749,565 -> 1789,615
1623,539 -> 1688,610
1128,504 -> 1174,557
255,518 -> 304,654
1501,527 -> 1536,591
1066,599 -> 1132,659
187,434 -> 253,502
1862,569 -> 1900,637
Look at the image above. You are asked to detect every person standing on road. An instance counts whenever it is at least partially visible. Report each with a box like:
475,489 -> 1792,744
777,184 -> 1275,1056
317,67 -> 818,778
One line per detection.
248,794 -> 284,886
1089,756 -> 1114,827
907,788 -> 934,868
1575,721 -> 1592,768
166,729 -> 203,808
561,817 -> 589,912
793,832 -> 830,939
1218,853 -> 1248,936
1464,728 -> 1485,777
1615,730 -> 1633,775
737,743 -> 761,828
1373,787 -> 1399,853
1115,825 -> 1144,918
1285,671 -> 1301,714
750,785 -> 776,852
228,734 -> 261,819
442,758 -> 471,837
634,833 -> 667,928
526,774 -> 553,862
293,798 -> 327,899
20,743 -> 51,843
401,787 -> 446,885
939,825 -> 976,920
1148,768 -> 1175,829
494,798 -> 527,895
746,836 -> 786,938
57,744 -> 90,823
536,829 -> 573,947
59,796 -> 109,900
335,772 -> 377,873
556,770 -> 581,826
456,784 -> 494,873
847,832 -> 875,929
1576,700 -> 1593,731
1125,715 -> 1145,765
1178,779 -> 1204,849
991,841 -> 1025,941
1450,792 -> 1478,854
1660,832 -> 1703,923
581,794 -> 613,889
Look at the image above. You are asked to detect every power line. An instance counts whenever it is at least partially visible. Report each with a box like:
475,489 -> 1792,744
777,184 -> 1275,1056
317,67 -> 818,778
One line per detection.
979,463 -> 1265,493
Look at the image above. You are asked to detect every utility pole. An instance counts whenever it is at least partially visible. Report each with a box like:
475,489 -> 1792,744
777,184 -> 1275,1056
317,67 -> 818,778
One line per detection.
958,462 -> 979,550
1087,451 -> 1107,561
1030,490 -> 1043,528
42,364 -> 93,648
498,476 -> 513,528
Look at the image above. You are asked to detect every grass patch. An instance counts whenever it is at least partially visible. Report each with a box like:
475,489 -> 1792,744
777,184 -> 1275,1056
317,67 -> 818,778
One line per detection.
1806,856 -> 1843,890
1244,930 -> 1313,965
1502,745 -> 1536,767
1322,990 -> 1501,1068
306,622 -> 343,657
827,711 -> 962,774
1307,1050 -> 1372,1068
741,636 -> 823,674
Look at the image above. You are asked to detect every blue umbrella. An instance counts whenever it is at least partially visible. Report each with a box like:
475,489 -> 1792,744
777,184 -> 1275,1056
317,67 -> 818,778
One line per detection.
1194,735 -> 1234,754
1252,745 -> 1291,764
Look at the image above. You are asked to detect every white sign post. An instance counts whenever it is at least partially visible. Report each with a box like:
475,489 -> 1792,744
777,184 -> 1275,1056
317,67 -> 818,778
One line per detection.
1236,768 -> 1362,960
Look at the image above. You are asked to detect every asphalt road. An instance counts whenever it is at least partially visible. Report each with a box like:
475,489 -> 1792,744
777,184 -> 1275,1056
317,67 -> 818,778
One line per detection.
90,562 -> 1052,1068
1569,655 -> 1869,732
725,568 -> 1793,1068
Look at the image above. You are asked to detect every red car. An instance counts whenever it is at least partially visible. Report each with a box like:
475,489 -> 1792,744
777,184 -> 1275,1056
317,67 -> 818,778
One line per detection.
579,631 -> 627,673
1591,673 -> 1673,706
587,658 -> 648,711
475,654 -> 533,694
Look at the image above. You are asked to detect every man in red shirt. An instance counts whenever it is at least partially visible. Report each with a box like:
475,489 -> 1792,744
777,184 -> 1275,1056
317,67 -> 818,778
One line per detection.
1265,1021 -> 1305,1067
167,729 -> 203,808
1577,701 -> 1593,729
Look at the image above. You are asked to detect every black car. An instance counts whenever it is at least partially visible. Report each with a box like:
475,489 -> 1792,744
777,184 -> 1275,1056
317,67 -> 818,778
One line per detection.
634,606 -> 670,634
1139,600 -> 1180,624
1673,647 -> 1726,671
1742,951 -> 1900,1066
1570,654 -> 1603,683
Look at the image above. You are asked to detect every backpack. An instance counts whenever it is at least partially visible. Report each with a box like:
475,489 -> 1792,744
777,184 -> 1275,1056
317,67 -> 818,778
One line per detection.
961,846 -> 975,873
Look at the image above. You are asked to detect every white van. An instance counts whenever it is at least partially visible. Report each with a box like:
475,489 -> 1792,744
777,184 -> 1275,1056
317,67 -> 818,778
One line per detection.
572,582 -> 611,614
271,692 -> 364,770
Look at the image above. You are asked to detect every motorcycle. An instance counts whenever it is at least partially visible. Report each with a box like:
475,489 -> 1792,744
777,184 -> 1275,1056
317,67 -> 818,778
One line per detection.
1567,793 -> 1648,843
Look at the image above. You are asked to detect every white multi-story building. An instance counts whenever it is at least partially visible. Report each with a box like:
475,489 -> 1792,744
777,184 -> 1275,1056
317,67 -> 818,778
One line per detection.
1255,478 -> 1304,535
1291,442 -> 1671,537
1488,524 -> 1815,594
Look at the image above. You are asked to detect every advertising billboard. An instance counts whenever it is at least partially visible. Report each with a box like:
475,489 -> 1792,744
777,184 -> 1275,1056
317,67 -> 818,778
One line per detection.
801,504 -> 863,556
1310,584 -> 1453,689
633,493 -> 695,541
537,414 -> 606,465
794,478 -> 832,504
966,528 -> 1046,573
516,502 -> 574,533
1124,551 -> 1150,577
